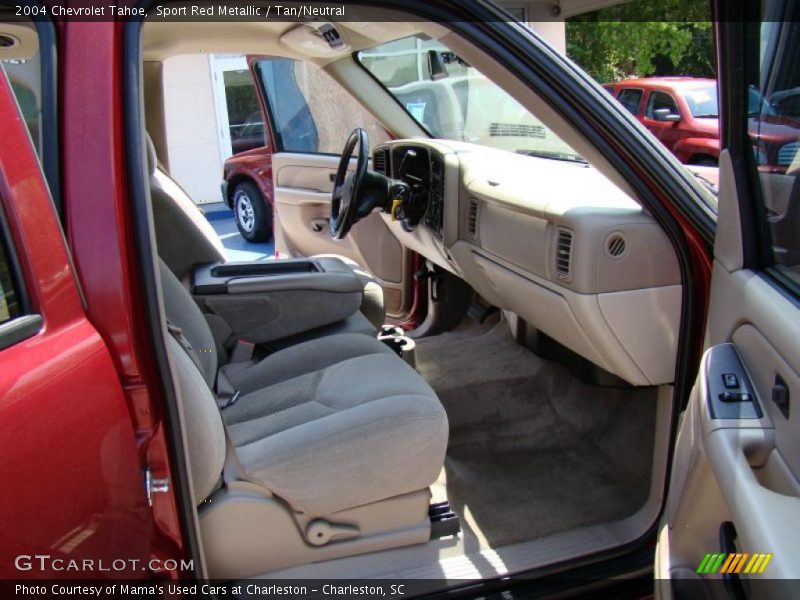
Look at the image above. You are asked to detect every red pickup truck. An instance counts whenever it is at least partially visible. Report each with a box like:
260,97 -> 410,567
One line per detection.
605,77 -> 800,172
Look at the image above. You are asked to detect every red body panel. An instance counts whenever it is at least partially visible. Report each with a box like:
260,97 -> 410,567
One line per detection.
222,145 -> 274,210
58,21 -> 185,568
0,66 -> 150,577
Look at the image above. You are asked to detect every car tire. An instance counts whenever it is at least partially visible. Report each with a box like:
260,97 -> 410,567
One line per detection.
692,157 -> 718,167
232,181 -> 273,243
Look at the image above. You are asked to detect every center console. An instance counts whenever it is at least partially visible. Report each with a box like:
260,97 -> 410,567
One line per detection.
191,257 -> 365,344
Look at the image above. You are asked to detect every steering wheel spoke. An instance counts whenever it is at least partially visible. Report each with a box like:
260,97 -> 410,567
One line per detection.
329,128 -> 369,240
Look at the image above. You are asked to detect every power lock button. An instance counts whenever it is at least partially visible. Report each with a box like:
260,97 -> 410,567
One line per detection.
722,373 -> 739,389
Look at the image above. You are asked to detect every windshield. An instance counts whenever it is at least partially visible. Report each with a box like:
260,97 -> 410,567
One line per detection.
684,84 -> 718,118
684,84 -> 776,118
357,36 -> 585,163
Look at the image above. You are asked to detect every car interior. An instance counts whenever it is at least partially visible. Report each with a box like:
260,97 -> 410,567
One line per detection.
133,16 -> 690,583
5,2 -> 800,587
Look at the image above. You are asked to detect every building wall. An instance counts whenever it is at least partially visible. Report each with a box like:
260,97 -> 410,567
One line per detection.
163,54 -> 223,204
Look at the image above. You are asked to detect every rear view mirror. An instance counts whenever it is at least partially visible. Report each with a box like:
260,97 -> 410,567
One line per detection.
427,50 -> 449,81
653,108 -> 681,122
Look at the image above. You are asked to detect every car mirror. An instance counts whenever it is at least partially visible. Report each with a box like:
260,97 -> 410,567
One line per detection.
427,50 -> 449,81
653,108 -> 681,122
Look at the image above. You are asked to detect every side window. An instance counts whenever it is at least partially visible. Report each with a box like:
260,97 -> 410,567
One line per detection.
0,236 -> 22,325
3,56 -> 43,162
2,21 -> 59,217
617,88 -> 643,115
645,91 -> 679,118
746,12 -> 800,288
221,67 -> 267,155
255,58 -> 390,154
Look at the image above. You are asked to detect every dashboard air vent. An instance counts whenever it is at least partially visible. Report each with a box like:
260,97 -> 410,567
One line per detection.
372,148 -> 389,175
554,228 -> 573,281
467,198 -> 480,239
606,233 -> 627,258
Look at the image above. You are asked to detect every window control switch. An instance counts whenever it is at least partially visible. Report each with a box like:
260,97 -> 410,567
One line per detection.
719,392 -> 752,403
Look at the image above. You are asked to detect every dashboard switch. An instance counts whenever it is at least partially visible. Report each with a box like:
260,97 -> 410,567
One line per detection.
722,373 -> 739,389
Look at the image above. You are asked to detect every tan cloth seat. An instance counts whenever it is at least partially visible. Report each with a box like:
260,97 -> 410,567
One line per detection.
160,260 -> 448,515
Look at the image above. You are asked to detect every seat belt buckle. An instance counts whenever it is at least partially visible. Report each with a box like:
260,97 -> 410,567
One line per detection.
219,390 -> 241,410
230,339 -> 255,363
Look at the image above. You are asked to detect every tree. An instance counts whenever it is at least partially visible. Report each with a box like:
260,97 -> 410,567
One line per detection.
566,0 -> 715,83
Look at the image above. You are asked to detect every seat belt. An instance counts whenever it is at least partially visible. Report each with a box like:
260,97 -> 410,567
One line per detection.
166,319 -> 240,410
166,320 -> 203,372
215,369 -> 241,410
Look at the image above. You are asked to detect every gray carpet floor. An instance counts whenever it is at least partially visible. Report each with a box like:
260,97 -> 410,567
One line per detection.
416,318 -> 657,550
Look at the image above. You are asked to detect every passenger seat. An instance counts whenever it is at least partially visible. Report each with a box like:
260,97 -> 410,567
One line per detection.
159,259 -> 449,578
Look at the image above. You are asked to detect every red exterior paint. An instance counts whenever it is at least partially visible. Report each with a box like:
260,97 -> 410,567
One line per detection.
606,77 -> 799,172
0,66 -> 151,578
222,145 -> 274,210
220,55 -> 277,213
58,21 -> 186,571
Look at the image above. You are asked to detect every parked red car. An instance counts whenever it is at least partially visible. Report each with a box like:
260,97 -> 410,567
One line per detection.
605,77 -> 800,172
221,146 -> 274,242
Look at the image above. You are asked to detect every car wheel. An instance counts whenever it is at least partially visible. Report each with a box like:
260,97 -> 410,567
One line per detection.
233,181 -> 273,243
692,157 -> 718,167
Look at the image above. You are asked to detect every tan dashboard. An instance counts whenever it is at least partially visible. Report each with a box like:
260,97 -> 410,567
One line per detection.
374,139 -> 682,386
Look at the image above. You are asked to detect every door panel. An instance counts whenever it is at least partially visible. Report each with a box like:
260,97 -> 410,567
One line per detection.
250,55 -> 411,318
0,66 -> 151,577
659,4 -> 800,590
272,152 -> 410,317
659,179 -> 800,588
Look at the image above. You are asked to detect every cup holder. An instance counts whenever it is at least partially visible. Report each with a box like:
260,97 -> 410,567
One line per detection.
379,335 -> 416,368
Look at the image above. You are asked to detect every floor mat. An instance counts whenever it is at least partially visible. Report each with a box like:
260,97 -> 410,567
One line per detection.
417,319 -> 657,550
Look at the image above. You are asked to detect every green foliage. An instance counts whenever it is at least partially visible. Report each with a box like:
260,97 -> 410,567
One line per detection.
566,0 -> 715,83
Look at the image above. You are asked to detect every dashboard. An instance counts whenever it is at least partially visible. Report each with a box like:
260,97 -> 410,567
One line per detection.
373,139 -> 682,387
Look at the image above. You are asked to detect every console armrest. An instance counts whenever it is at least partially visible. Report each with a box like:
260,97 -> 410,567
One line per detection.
191,258 -> 365,344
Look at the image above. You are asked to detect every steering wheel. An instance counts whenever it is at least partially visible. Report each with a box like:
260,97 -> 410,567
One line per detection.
329,128 -> 369,240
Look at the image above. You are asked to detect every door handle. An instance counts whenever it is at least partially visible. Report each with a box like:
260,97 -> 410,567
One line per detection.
310,218 -> 327,233
772,374 -> 790,419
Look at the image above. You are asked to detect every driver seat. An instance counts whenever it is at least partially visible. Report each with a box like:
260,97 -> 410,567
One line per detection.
146,133 -> 386,333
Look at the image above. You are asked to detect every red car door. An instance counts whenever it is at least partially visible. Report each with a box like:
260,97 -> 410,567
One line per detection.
0,68 -> 152,577
641,89 -> 684,153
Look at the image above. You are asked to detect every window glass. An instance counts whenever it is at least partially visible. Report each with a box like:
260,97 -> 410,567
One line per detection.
256,58 -> 390,154
2,57 -> 42,158
684,84 -> 718,118
748,11 -> 800,287
357,35 -> 585,163
645,91 -> 679,118
222,68 -> 266,155
617,88 -> 643,115
0,237 -> 21,325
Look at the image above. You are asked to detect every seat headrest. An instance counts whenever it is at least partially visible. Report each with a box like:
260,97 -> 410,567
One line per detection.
145,132 -> 158,177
